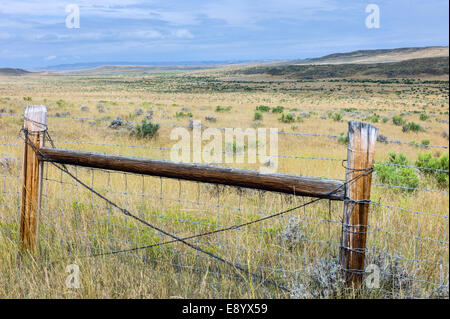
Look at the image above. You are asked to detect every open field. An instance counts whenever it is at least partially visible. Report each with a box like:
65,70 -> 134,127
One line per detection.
0,63 -> 449,298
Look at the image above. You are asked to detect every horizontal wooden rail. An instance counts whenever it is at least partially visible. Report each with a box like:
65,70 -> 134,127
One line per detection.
39,147 -> 345,200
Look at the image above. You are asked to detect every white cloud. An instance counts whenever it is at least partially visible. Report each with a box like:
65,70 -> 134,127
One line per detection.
201,0 -> 338,26
172,29 -> 194,38
134,30 -> 163,39
44,55 -> 56,61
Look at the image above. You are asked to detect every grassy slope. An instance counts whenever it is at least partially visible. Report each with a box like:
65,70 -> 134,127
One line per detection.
289,46 -> 449,65
0,68 -> 31,76
0,61 -> 448,298
229,57 -> 449,79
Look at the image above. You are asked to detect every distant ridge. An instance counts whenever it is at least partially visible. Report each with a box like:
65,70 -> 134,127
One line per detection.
44,60 -> 253,71
230,56 -> 449,79
0,68 -> 32,76
48,46 -> 449,74
287,46 -> 449,65
2,46 -> 448,76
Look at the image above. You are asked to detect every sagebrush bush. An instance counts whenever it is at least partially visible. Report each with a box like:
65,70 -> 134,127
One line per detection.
175,111 -> 193,118
133,121 -> 160,139
330,112 -> 343,122
375,152 -> 420,191
290,258 -> 345,299
365,253 -> 419,298
365,113 -> 380,123
254,111 -> 263,121
280,113 -> 295,123
271,106 -> 284,113
338,132 -> 348,145
291,253 -> 418,299
415,153 -> 449,187
256,105 -> 270,112
402,122 -> 424,133
215,105 -> 232,112
281,216 -> 306,250
392,115 -> 405,126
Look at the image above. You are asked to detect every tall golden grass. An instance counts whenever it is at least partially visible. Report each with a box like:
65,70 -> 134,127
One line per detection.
0,74 -> 448,298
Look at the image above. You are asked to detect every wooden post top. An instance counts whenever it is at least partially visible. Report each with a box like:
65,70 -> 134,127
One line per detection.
24,105 -> 47,132
347,121 -> 379,148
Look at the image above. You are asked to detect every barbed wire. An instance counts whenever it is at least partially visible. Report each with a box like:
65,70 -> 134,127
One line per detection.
1,135 -> 448,195
1,135 -> 447,297
2,105 -> 449,297
374,183 -> 449,195
374,161 -> 449,173
2,112 -> 448,149
370,201 -> 449,219
21,125 -> 379,291
2,135 -> 448,174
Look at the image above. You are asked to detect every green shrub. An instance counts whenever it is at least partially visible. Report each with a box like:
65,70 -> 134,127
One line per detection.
175,111 -> 193,118
402,122 -> 425,133
365,113 -> 380,123
375,152 -> 420,191
420,139 -> 430,146
225,141 -> 244,153
254,111 -> 263,121
134,121 -> 160,139
23,96 -> 32,101
280,113 -> 295,123
382,117 -> 389,123
331,112 -> 343,122
256,105 -> 270,112
415,153 -> 449,187
272,106 -> 284,113
338,133 -> 348,145
215,105 -> 232,112
56,99 -> 65,107
392,116 -> 405,126
419,113 -> 429,121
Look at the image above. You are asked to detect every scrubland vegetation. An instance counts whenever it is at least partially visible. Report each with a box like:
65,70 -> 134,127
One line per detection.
0,65 -> 448,298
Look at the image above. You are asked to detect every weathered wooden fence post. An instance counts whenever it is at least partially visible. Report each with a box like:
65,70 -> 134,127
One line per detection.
20,105 -> 47,253
340,121 -> 378,286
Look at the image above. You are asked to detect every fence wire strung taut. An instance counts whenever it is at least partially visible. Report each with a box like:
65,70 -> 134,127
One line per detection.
1,112 -> 449,149
2,134 -> 448,196
1,111 -> 449,298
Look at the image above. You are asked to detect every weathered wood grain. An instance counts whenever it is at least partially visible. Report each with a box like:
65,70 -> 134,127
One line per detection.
340,121 -> 378,286
39,147 -> 346,200
20,105 -> 46,252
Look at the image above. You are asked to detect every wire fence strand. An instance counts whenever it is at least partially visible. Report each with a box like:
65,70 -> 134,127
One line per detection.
0,113 -> 448,298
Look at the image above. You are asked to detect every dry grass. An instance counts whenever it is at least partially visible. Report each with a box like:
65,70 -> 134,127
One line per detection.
0,72 -> 448,298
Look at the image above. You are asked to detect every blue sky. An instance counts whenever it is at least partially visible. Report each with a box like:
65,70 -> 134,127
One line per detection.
0,0 -> 448,69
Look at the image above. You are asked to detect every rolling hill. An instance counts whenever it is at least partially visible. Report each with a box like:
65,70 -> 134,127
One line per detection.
287,46 -> 449,65
228,56 -> 449,80
1,46 -> 448,78
0,68 -> 32,76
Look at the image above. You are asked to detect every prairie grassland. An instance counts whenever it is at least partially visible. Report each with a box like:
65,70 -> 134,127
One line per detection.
0,72 -> 448,298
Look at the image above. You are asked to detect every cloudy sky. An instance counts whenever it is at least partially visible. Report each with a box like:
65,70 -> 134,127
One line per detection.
0,0 -> 448,69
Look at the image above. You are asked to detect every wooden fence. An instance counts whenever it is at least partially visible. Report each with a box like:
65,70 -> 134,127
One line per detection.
19,105 -> 378,286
